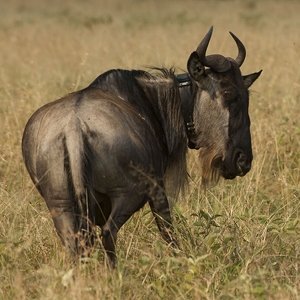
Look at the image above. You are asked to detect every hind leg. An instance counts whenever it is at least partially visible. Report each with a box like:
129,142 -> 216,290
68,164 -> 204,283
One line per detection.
79,191 -> 112,253
93,191 -> 112,228
101,192 -> 146,268
45,194 -> 97,257
35,151 -> 87,257
46,198 -> 79,255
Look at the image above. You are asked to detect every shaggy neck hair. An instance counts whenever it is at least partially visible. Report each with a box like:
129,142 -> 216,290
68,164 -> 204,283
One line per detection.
137,68 -> 189,199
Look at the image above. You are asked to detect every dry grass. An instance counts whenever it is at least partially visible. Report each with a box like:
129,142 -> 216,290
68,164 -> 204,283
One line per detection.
0,0 -> 299,299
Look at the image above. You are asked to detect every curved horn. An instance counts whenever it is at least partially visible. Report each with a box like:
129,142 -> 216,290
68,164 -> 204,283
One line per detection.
196,26 -> 231,72
196,26 -> 213,62
229,31 -> 246,67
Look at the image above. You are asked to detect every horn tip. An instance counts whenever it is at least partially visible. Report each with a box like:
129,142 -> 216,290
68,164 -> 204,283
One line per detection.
229,31 -> 237,40
204,26 -> 213,40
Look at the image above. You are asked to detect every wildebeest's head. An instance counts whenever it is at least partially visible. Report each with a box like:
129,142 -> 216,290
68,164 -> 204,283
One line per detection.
186,27 -> 261,184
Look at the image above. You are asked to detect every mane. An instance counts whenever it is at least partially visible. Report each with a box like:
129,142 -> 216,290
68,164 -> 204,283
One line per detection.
138,68 -> 188,199
89,68 -> 188,199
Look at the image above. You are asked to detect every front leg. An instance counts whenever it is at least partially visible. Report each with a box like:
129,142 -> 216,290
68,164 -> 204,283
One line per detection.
148,183 -> 178,248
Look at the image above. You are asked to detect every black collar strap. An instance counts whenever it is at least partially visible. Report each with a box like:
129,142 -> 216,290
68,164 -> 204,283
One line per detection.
176,73 -> 197,149
176,73 -> 192,87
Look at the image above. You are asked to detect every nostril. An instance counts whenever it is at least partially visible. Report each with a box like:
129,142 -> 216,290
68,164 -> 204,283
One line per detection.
237,152 -> 246,163
236,153 -> 251,173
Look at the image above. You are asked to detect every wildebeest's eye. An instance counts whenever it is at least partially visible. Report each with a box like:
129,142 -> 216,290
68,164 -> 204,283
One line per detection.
222,89 -> 237,102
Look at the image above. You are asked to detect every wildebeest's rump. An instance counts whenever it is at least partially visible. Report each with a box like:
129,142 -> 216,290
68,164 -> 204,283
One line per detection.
22,27 -> 261,267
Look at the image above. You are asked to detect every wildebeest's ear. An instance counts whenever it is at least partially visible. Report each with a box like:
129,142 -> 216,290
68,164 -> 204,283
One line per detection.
243,70 -> 262,88
187,51 -> 205,81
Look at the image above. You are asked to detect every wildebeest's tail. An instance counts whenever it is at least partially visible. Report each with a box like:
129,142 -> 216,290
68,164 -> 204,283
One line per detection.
64,116 -> 90,231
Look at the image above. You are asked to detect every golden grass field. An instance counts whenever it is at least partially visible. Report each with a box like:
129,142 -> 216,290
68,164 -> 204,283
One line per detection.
0,0 -> 299,299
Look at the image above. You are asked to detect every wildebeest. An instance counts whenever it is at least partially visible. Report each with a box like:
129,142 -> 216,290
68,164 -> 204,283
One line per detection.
22,27 -> 261,267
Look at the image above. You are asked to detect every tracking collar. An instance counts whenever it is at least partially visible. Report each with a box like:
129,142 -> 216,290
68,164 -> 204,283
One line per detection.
176,73 -> 197,149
